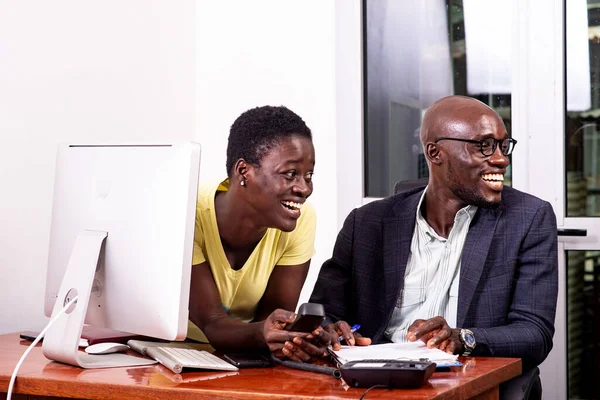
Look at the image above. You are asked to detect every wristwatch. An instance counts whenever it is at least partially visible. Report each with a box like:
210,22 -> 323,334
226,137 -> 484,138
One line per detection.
458,329 -> 476,356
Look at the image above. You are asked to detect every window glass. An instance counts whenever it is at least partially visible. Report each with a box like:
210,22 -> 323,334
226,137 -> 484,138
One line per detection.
363,0 -> 512,197
565,0 -> 600,217
566,250 -> 600,398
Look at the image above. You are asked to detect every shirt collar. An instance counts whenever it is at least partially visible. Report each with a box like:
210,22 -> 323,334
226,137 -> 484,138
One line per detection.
415,186 -> 478,243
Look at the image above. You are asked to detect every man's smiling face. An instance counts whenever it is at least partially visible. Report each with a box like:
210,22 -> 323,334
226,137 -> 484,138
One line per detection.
437,111 -> 510,209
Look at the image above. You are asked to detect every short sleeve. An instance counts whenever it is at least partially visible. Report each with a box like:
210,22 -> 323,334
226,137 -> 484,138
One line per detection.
277,201 -> 317,266
192,210 -> 207,266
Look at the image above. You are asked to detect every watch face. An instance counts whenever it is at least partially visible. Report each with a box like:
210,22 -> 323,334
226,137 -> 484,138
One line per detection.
463,331 -> 476,347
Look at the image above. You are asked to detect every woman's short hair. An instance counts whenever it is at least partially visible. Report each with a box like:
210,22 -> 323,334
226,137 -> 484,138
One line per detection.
226,105 -> 312,176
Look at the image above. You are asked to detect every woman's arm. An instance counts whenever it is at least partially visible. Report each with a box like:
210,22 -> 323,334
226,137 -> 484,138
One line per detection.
188,261 -> 312,357
254,260 -> 332,361
253,261 -> 310,321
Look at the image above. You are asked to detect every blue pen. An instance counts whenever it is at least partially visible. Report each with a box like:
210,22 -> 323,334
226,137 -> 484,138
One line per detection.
338,324 -> 361,341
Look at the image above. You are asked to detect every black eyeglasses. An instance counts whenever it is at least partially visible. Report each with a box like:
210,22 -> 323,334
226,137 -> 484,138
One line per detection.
434,137 -> 518,157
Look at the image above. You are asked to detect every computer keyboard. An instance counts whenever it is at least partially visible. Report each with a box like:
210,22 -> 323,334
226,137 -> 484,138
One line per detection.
154,346 -> 239,373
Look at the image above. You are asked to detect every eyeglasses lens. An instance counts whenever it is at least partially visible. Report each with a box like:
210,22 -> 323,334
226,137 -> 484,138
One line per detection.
500,139 -> 514,156
481,138 -> 514,156
481,138 -> 495,156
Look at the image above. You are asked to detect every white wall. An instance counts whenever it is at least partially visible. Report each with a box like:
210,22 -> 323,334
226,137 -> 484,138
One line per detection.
0,0 -> 196,334
0,0 -> 338,334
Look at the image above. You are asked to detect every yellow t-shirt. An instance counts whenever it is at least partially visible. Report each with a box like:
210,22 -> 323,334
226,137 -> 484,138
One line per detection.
187,178 -> 316,342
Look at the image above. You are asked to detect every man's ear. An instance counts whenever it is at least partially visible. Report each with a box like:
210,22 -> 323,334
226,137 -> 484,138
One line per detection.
425,143 -> 443,165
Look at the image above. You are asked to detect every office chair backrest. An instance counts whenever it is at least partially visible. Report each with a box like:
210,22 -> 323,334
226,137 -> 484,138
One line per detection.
393,178 -> 428,195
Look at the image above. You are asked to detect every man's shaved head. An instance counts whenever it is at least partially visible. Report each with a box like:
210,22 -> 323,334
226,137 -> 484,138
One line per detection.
420,95 -> 499,146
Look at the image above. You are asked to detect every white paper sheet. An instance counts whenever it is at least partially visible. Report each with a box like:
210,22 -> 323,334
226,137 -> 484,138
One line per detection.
330,341 -> 458,366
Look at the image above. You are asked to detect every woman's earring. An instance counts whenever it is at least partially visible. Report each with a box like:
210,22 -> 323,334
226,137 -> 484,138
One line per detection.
240,180 -> 245,186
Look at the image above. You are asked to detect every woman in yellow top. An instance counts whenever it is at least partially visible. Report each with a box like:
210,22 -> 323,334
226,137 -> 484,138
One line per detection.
188,105 -> 330,361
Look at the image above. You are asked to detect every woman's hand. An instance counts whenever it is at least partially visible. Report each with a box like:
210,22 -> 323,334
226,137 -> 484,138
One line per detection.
262,309 -> 332,362
281,326 -> 332,362
325,320 -> 371,351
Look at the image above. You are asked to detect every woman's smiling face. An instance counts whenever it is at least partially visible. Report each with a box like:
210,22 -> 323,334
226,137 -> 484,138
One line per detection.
244,135 -> 315,232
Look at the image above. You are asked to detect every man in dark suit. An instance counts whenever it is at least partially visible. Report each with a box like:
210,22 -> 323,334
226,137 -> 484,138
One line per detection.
309,95 -> 558,397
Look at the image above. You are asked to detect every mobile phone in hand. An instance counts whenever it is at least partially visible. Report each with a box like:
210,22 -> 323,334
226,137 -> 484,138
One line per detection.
284,303 -> 325,332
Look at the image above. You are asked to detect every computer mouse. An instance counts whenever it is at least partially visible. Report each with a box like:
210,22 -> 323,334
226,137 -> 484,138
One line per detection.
85,342 -> 130,355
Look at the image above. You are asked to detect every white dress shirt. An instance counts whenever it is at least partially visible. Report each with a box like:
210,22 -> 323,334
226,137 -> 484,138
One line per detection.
385,187 -> 477,342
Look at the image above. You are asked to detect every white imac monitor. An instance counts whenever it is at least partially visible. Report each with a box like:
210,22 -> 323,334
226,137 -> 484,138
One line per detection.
43,143 -> 200,368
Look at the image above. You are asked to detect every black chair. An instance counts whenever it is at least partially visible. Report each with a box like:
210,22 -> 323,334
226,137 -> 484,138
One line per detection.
500,367 -> 542,400
393,179 -> 543,399
392,178 -> 428,195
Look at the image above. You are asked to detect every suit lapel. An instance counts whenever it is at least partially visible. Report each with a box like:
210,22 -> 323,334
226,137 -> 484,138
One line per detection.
457,206 -> 503,328
381,192 -> 421,331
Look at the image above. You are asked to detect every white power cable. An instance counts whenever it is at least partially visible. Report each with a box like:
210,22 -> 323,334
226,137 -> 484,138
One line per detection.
7,295 -> 79,400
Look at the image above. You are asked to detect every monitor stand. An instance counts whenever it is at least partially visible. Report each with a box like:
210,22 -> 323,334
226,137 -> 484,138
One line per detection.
42,230 -> 157,368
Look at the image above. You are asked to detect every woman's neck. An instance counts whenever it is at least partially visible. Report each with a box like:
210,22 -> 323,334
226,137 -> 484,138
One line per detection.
214,190 -> 267,250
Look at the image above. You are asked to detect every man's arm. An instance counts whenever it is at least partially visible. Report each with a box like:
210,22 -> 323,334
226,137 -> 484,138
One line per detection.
309,209 -> 357,326
309,209 -> 368,350
406,203 -> 558,367
470,201 -> 558,367
408,202 -> 558,367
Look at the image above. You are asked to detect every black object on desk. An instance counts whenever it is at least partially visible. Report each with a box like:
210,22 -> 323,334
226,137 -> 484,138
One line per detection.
223,352 -> 272,368
269,354 -> 341,379
339,359 -> 436,388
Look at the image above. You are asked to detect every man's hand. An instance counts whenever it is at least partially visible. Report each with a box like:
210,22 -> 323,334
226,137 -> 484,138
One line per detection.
262,309 -> 331,362
405,316 -> 463,354
325,320 -> 371,351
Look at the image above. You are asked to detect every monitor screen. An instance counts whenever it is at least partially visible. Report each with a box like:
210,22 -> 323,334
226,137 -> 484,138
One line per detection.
42,143 -> 200,368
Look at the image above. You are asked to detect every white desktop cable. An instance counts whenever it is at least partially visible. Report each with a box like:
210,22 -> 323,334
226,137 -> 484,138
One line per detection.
7,295 -> 79,400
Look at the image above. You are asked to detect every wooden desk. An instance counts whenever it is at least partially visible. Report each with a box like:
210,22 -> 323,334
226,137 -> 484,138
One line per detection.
0,333 -> 521,400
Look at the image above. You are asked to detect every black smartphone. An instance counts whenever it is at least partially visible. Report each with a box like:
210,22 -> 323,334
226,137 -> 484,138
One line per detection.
19,331 -> 42,342
284,303 -> 325,332
223,352 -> 272,368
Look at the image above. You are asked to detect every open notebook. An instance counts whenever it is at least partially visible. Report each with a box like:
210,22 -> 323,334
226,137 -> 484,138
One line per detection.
329,341 -> 461,368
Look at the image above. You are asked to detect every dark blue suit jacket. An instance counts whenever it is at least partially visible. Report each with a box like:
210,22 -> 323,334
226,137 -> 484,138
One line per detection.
310,186 -> 558,367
